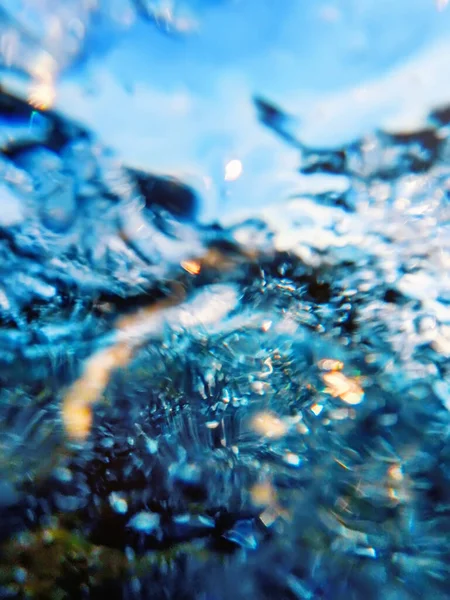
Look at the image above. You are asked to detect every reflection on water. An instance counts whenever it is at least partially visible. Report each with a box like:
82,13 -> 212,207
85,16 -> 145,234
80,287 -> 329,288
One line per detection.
1,1 -> 450,599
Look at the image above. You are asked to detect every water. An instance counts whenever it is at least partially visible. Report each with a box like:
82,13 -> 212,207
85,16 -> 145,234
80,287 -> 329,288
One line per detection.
1,1 -> 450,599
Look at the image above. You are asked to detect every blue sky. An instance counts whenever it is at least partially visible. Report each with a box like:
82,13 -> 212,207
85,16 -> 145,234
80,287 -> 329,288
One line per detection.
47,0 -> 450,221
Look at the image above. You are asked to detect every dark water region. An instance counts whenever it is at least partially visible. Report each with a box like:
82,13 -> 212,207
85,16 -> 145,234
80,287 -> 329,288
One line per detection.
2,1 -> 450,598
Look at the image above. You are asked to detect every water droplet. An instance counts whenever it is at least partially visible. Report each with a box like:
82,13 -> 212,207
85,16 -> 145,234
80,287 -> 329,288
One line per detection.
109,492 -> 128,514
224,159 -> 243,182
53,467 -> 73,483
145,437 -> 158,454
127,511 -> 160,534
283,452 -> 301,467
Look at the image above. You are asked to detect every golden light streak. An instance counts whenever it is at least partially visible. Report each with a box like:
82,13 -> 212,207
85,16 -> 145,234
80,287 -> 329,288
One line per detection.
28,82 -> 56,111
62,291 -> 185,441
62,343 -> 133,440
28,53 -> 57,111
61,243 -> 270,441
181,259 -> 201,275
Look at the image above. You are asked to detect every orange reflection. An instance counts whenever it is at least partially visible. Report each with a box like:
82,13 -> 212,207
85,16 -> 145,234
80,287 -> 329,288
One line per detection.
322,371 -> 364,405
181,259 -> 201,275
28,82 -> 56,111
251,411 -> 288,439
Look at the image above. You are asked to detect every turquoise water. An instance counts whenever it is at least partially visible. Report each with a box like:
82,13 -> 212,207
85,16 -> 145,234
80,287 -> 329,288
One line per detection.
1,2 -> 450,598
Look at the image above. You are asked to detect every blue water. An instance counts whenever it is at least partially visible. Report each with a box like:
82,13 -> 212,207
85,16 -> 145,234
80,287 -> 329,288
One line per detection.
1,1 -> 450,599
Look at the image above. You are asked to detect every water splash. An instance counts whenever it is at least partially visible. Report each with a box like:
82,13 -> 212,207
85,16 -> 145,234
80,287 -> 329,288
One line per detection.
1,3 -> 450,600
